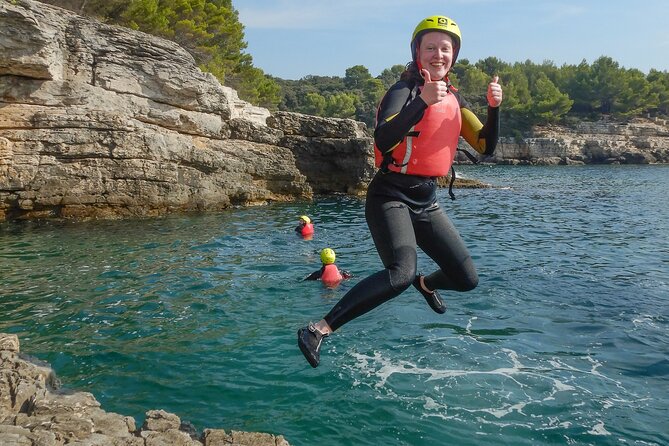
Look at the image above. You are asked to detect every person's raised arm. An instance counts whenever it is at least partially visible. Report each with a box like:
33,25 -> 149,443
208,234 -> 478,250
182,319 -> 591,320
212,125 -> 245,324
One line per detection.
461,75 -> 503,155
487,75 -> 503,108
303,267 -> 324,281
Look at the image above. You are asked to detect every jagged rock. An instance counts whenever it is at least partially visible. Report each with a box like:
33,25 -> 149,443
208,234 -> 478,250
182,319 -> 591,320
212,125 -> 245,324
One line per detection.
68,433 -> 144,446
488,118 -> 669,165
229,430 -> 291,446
0,424 -> 56,446
267,111 -> 370,138
0,0 -> 374,222
142,409 -> 182,433
0,334 -> 19,352
140,428 -> 202,446
0,333 -> 292,446
267,111 -> 375,194
202,428 -> 290,446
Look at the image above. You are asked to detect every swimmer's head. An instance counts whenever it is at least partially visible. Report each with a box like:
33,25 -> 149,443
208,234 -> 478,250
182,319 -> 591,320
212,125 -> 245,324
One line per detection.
299,215 -> 311,224
320,248 -> 336,265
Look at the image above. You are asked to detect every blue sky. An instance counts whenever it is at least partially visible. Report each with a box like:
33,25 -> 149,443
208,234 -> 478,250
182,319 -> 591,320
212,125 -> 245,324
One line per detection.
232,0 -> 669,80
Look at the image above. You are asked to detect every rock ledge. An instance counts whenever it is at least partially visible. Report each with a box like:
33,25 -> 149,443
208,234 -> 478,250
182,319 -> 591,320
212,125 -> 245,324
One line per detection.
0,333 -> 290,446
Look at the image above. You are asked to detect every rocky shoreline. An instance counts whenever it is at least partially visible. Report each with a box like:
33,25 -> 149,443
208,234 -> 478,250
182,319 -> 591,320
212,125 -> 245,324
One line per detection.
2,0 -> 669,224
487,117 -> 669,166
0,333 -> 291,446
0,0 -> 375,222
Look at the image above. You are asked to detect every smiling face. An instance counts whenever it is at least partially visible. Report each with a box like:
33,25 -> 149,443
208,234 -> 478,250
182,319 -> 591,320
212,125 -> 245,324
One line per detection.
417,31 -> 455,81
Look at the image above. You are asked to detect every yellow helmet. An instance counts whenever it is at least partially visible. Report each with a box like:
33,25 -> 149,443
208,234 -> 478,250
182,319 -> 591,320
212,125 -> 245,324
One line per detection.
410,15 -> 462,66
299,215 -> 311,224
320,248 -> 336,265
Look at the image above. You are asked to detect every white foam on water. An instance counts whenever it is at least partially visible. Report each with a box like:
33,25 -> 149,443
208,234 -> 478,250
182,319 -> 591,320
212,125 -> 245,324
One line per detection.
343,341 -> 649,440
347,348 -> 630,436
347,347 -> 599,396
420,396 -> 459,421
465,316 -> 478,334
632,314 -> 664,330
552,379 -> 576,392
587,421 -> 611,436
347,348 -> 558,422
549,355 -> 618,385
479,401 -> 528,419
545,417 -> 572,429
601,399 -> 615,409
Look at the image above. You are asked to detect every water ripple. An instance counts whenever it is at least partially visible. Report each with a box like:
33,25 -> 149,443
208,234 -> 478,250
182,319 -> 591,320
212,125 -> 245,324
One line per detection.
1,166 -> 668,446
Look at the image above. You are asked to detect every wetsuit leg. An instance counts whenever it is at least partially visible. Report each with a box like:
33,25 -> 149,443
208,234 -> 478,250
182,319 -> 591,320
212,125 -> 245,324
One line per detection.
414,205 -> 479,292
323,195 -> 418,332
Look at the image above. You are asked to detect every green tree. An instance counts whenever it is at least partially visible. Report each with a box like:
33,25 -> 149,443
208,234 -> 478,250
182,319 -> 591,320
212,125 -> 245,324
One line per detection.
122,0 -> 246,80
563,60 -> 597,115
303,92 -> 326,115
324,92 -> 357,118
499,68 -> 533,133
227,64 -> 281,109
589,56 -> 626,114
475,56 -> 510,77
528,72 -> 573,124
343,65 -> 373,90
378,64 -> 406,89
615,68 -> 655,117
275,78 -> 318,112
356,77 -> 385,126
647,69 -> 669,115
122,0 -> 171,34
455,64 -> 489,115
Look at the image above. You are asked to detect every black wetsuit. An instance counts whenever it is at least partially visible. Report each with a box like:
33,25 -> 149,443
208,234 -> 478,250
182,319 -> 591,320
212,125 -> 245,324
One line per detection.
323,74 -> 500,331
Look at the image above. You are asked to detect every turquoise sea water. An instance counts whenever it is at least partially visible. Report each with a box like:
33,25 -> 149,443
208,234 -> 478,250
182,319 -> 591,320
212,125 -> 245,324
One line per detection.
1,165 -> 668,446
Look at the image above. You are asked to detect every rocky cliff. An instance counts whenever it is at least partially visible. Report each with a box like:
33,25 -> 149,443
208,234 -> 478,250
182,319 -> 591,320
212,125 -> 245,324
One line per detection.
464,118 -> 669,166
0,0 -> 375,222
0,333 -> 291,445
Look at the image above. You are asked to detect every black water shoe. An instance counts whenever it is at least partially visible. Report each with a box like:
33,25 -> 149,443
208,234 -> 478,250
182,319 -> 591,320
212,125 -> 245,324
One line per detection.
298,323 -> 327,368
413,275 -> 446,314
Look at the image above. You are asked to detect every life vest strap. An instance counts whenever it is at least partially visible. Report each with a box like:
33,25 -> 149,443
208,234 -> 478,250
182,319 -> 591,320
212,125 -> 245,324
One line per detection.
448,148 -> 480,200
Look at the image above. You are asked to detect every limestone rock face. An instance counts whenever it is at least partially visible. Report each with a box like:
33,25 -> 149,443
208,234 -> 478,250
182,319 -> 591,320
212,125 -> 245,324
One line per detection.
268,112 -> 374,195
0,0 -> 375,222
0,333 -> 291,446
478,118 -> 669,165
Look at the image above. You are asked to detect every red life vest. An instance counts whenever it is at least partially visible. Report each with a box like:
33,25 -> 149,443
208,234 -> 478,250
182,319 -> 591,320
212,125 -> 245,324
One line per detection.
374,90 -> 461,177
300,223 -> 314,236
321,264 -> 344,288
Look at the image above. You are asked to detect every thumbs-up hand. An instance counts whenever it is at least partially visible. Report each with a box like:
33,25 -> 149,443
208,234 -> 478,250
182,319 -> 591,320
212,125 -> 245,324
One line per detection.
487,75 -> 503,107
420,69 -> 449,106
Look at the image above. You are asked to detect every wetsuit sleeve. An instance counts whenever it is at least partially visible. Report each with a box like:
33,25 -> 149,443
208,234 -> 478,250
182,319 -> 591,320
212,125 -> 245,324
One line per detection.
458,93 -> 500,156
374,82 -> 428,153
303,267 -> 324,281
